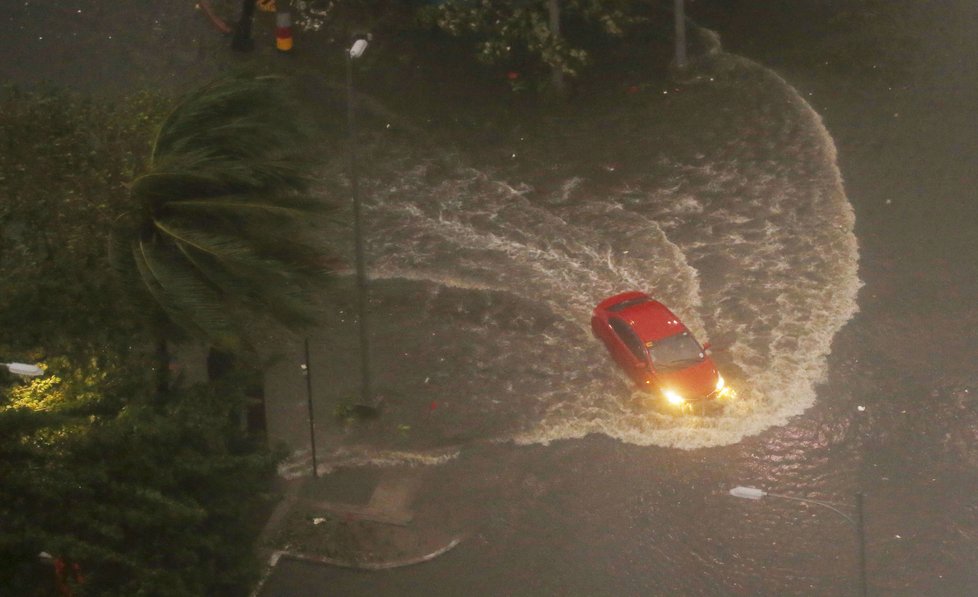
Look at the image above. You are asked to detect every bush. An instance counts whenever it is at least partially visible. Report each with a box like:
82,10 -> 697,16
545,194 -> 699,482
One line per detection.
0,88 -> 281,597
0,87 -> 166,360
0,373 -> 280,596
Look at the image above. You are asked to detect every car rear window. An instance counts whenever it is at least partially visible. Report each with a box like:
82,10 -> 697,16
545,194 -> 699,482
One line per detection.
608,297 -> 651,312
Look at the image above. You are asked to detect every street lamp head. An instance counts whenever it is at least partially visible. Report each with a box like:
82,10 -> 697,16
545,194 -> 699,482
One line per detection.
3,362 -> 44,377
349,37 -> 369,59
730,486 -> 767,500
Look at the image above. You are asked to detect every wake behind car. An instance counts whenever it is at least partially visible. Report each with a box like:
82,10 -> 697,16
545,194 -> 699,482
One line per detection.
591,291 -> 733,410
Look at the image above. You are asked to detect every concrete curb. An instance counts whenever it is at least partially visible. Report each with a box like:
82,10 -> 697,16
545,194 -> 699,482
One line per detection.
250,538 -> 464,596
275,535 -> 464,570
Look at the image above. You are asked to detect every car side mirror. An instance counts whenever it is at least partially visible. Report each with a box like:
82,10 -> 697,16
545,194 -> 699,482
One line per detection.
702,342 -> 712,352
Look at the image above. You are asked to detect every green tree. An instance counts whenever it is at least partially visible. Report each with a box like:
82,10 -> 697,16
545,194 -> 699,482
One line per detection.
0,366 -> 279,596
0,86 -> 293,596
0,88 -> 166,365
421,0 -> 641,91
109,75 -> 334,391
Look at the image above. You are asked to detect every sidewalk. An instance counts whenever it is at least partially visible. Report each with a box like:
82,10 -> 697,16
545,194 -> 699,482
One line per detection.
252,462 -> 465,597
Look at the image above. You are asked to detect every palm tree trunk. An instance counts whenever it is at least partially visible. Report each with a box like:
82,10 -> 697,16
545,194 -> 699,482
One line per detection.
207,347 -> 267,436
154,337 -> 170,397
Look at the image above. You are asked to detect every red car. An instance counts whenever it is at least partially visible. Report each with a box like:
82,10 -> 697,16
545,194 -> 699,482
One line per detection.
591,291 -> 732,408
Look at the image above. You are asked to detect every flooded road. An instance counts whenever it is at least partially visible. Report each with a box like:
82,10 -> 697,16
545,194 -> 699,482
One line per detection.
267,2 -> 978,596
334,46 -> 859,451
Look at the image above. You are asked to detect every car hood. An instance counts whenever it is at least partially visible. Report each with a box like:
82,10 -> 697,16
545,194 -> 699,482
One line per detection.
656,359 -> 718,399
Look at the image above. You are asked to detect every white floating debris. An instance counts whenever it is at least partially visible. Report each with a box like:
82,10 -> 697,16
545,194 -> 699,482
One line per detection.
885,199 -> 892,204
313,517 -> 327,525
857,405 -> 866,412
895,534 -> 902,539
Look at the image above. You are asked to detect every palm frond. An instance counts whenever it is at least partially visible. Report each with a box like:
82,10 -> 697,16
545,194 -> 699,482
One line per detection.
118,74 -> 335,350
164,195 -> 330,219
155,218 -> 330,318
171,241 -> 321,331
152,75 -> 311,167
133,239 -> 241,349
152,219 -> 300,276
132,154 -> 312,200
131,240 -> 204,336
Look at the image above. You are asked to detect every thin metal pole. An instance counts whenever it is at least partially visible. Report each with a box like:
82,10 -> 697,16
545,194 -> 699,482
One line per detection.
347,51 -> 372,406
304,338 -> 318,478
673,0 -> 687,70
231,0 -> 256,51
856,492 -> 868,597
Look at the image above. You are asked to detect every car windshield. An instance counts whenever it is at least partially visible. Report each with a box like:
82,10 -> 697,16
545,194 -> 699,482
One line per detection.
608,296 -> 651,312
646,331 -> 704,372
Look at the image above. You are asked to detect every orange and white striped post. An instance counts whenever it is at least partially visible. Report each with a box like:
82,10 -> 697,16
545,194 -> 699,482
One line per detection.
275,10 -> 293,52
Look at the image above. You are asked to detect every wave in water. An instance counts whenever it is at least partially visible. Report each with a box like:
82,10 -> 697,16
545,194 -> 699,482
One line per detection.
336,43 -> 859,451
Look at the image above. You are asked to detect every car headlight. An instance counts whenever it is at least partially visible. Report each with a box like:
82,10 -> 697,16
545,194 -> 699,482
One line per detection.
662,389 -> 685,405
714,374 -> 735,399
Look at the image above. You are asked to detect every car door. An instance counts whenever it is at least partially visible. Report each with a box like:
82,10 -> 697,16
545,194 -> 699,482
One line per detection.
608,317 -> 651,385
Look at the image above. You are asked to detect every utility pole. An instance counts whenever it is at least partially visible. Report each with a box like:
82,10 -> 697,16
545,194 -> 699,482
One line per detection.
232,0 -> 256,51
673,0 -> 687,70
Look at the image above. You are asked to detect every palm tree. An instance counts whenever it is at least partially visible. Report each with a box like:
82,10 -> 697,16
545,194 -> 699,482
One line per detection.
110,75 -> 334,409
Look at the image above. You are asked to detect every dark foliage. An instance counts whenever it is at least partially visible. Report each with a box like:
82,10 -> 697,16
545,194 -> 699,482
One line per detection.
0,87 -> 165,362
0,371 -> 280,596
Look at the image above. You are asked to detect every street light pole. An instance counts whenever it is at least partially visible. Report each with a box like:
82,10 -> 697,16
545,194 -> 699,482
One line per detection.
346,36 -> 372,408
729,486 -> 868,597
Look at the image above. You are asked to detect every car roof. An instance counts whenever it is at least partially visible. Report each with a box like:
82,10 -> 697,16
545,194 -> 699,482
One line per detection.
613,299 -> 687,343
